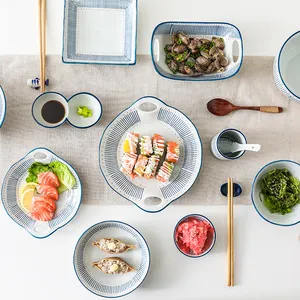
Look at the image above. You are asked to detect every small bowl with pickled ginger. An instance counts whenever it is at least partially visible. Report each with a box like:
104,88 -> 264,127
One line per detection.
174,214 -> 216,258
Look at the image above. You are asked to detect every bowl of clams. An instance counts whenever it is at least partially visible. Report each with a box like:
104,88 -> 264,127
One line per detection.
151,21 -> 243,81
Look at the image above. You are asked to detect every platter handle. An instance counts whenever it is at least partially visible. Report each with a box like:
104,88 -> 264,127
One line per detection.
227,38 -> 242,67
31,222 -> 52,237
138,187 -> 168,212
32,148 -> 52,164
134,96 -> 163,122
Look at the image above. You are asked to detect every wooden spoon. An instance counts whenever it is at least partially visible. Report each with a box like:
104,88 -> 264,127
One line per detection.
207,98 -> 283,116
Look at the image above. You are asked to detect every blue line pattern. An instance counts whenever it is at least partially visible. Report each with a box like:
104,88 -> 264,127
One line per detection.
74,221 -> 150,297
63,0 -> 137,64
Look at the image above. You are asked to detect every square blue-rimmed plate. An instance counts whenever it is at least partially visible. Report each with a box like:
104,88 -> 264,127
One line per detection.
63,0 -> 137,65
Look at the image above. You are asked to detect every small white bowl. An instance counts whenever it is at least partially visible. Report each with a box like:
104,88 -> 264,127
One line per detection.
67,92 -> 102,129
274,31 -> 300,102
32,92 -> 69,128
251,160 -> 300,226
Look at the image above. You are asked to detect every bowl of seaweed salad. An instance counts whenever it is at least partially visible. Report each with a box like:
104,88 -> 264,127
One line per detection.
251,160 -> 300,226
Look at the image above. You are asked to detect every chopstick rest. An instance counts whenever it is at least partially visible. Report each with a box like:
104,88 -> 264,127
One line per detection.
27,78 -> 49,90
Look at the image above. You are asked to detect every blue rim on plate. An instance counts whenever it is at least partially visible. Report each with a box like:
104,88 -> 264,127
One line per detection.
32,91 -> 68,129
276,30 -> 300,101
216,128 -> 247,160
73,220 -> 151,298
150,21 -> 243,82
67,92 -> 103,129
62,0 -> 138,65
173,214 -> 216,258
0,85 -> 7,128
99,95 -> 203,213
251,159 -> 300,227
1,147 -> 82,238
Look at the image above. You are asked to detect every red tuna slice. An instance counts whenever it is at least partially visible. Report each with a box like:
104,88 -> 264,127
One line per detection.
36,184 -> 59,201
38,172 -> 60,187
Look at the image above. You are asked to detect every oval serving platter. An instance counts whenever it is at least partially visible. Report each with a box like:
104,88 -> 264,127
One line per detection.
0,85 -> 7,128
99,96 -> 202,212
73,220 -> 150,298
1,147 -> 82,238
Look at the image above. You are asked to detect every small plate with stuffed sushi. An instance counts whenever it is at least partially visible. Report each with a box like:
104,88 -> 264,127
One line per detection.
99,96 -> 202,212
1,147 -> 82,238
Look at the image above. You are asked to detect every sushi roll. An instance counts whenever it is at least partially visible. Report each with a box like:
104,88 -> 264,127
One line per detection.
133,155 -> 148,177
123,132 -> 139,154
120,153 -> 137,176
144,155 -> 160,179
166,141 -> 180,163
156,161 -> 174,183
152,134 -> 165,157
140,136 -> 153,156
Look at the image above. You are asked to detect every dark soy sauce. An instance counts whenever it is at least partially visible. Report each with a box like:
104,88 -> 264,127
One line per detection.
41,100 -> 65,124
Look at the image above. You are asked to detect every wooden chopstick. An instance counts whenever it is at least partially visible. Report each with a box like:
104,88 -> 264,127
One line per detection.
227,177 -> 232,286
230,178 -> 234,286
227,178 -> 234,287
39,0 -> 46,92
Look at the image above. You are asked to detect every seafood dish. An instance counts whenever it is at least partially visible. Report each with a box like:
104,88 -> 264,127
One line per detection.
92,258 -> 135,275
21,161 -> 76,222
120,132 -> 179,182
133,155 -> 149,177
140,136 -> 153,156
166,141 -> 180,163
120,153 -> 138,176
92,238 -> 136,254
153,134 -> 165,157
157,161 -> 174,183
165,32 -> 229,76
144,155 -> 160,179
123,132 -> 140,154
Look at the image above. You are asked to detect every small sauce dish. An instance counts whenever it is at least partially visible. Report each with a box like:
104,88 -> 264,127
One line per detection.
174,214 -> 216,258
67,92 -> 102,129
32,92 -> 69,128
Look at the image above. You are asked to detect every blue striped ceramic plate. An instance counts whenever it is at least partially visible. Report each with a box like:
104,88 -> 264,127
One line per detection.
151,21 -> 243,81
1,148 -> 82,238
99,96 -> 203,213
73,220 -> 150,297
0,86 -> 6,128
63,0 -> 137,65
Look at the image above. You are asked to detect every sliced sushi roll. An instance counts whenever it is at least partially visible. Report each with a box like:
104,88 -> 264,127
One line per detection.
144,155 -> 160,179
166,141 -> 180,163
157,161 -> 174,183
123,132 -> 139,154
140,136 -> 153,156
133,155 -> 148,177
120,153 -> 137,176
152,134 -> 165,157
92,257 -> 135,274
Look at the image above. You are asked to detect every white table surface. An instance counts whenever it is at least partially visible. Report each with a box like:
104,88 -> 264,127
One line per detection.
1,204 -> 300,300
0,0 -> 299,56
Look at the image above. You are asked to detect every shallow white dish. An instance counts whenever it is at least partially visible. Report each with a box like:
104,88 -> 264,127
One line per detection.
274,31 -> 300,102
251,160 -> 300,226
99,96 -> 202,213
73,220 -> 150,297
1,148 -> 82,238
0,85 -> 6,128
68,92 -> 102,128
63,0 -> 137,65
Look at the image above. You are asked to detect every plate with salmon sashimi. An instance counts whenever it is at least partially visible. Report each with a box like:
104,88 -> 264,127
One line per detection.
99,96 -> 202,213
1,147 -> 82,238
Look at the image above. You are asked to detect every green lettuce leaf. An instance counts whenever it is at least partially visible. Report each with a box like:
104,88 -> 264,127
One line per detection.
49,161 -> 76,191
26,162 -> 51,183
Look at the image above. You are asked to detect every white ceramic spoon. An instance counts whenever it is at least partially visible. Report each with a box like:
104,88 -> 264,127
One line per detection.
219,139 -> 261,153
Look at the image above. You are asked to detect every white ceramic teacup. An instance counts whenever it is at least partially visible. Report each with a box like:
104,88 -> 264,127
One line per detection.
211,128 -> 247,160
32,92 -> 69,128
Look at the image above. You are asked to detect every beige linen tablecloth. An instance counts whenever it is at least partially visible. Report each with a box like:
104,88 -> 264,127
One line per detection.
0,56 -> 298,206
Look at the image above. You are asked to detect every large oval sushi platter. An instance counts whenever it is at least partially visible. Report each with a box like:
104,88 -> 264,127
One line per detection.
99,96 -> 202,212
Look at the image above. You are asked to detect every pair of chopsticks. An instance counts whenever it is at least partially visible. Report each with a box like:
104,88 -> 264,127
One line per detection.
38,0 -> 47,92
227,178 -> 234,286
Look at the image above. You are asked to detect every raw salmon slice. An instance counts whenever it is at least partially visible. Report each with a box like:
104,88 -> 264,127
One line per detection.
38,172 -> 60,187
31,205 -> 54,221
32,196 -> 56,211
36,184 -> 59,201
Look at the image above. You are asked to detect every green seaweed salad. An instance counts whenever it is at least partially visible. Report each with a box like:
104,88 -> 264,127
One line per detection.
260,169 -> 300,215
